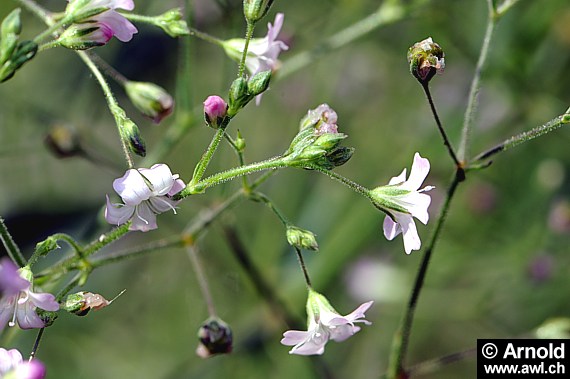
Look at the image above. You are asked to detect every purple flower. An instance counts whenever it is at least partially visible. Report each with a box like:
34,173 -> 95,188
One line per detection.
280,289 -> 373,355
0,348 -> 46,379
0,260 -> 59,331
370,153 -> 434,254
61,0 -> 138,49
105,164 -> 185,232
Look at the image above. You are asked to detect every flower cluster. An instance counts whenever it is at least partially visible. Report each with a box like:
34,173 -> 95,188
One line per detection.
105,164 -> 185,232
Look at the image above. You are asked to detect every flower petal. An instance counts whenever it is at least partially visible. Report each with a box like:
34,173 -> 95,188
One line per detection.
13,359 -> 46,379
28,291 -> 59,312
148,196 -> 177,214
130,203 -> 158,232
0,258 -> 29,296
401,192 -> 432,225
168,178 -> 185,197
94,10 -> 137,43
402,152 -> 430,191
16,299 -> 45,329
0,296 -> 16,331
113,169 -> 151,205
280,330 -> 310,346
139,164 -> 175,196
383,215 -> 401,240
395,212 -> 421,254
105,195 -> 135,226
329,324 -> 361,342
0,348 -> 23,373
388,168 -> 407,186
343,301 -> 374,323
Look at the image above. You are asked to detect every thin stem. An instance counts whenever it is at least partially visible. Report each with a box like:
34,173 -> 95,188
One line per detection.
223,227 -> 302,329
38,40 -> 60,52
250,192 -> 290,227
472,114 -> 569,163
178,156 -> 288,198
33,16 -> 70,43
224,132 -> 250,189
87,52 -> 128,85
28,328 -> 45,361
186,245 -> 217,317
189,125 -> 229,187
0,217 -> 26,267
84,223 -> 131,257
421,83 -> 461,167
238,22 -> 255,78
302,163 -> 371,199
18,0 -> 53,24
387,170 -> 462,379
407,347 -> 477,377
27,233 -> 83,268
294,247 -> 312,288
76,51 -> 134,168
92,237 -> 182,268
458,2 -> 496,161
55,272 -> 83,301
188,26 -> 225,47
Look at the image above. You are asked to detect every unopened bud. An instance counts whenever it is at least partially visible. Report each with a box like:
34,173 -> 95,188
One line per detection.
44,124 -> 82,158
0,40 -> 37,82
0,9 -> 22,64
243,0 -> 274,23
116,109 -> 146,157
228,77 -> 251,117
247,70 -> 271,96
326,146 -> 354,168
203,95 -> 228,128
65,0 -> 109,22
286,226 -> 318,251
155,8 -> 189,38
57,24 -> 112,50
34,237 -> 59,257
235,130 -> 246,152
125,81 -> 174,124
196,317 -> 233,358
407,37 -> 444,84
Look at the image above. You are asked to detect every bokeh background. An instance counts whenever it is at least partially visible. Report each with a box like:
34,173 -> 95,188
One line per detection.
1,0 -> 569,378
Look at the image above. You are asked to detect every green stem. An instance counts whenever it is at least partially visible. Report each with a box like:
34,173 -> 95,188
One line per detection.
238,22 -> 255,78
84,223 -> 131,257
472,114 -> 570,163
0,217 -> 26,267
224,132 -> 250,189
76,51 -> 134,168
457,0 -> 496,161
294,247 -> 312,288
302,164 -> 371,199
87,52 -> 128,85
188,26 -> 225,47
189,125 -> 229,187
27,233 -> 84,268
38,40 -> 60,52
178,156 -> 288,198
33,16 -> 70,42
29,328 -> 45,361
91,236 -> 182,268
187,245 -> 217,317
250,191 -> 290,227
495,0 -> 522,18
18,0 -> 53,24
279,0 -> 407,79
387,170 -> 462,379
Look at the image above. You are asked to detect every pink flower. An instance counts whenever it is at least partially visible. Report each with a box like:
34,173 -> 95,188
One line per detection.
0,348 -> 46,379
105,164 -> 185,232
0,260 -> 59,330
281,289 -> 373,355
61,0 -> 138,49
369,153 -> 434,254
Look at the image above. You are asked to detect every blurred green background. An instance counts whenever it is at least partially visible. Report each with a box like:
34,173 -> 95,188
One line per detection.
1,0 -> 569,378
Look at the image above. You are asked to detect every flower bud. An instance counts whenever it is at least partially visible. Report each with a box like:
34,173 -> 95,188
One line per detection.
125,81 -> 174,124
57,23 -> 113,50
154,8 -> 189,38
64,291 -> 113,316
286,226 -> 319,251
65,0 -> 109,21
203,95 -> 228,128
235,130 -> 246,152
0,40 -> 37,82
407,37 -> 444,84
0,9 -> 22,64
34,237 -> 59,257
228,77 -> 252,117
243,0 -> 275,23
247,70 -> 271,96
116,109 -> 146,157
44,124 -> 82,158
196,317 -> 233,358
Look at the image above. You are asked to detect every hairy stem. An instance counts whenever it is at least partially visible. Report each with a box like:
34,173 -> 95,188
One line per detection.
0,217 -> 26,267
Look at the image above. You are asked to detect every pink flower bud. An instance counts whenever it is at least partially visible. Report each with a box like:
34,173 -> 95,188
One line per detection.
203,95 -> 228,128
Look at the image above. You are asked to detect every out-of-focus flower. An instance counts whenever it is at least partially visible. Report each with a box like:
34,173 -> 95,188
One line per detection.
223,13 -> 288,76
0,260 -> 59,330
369,153 -> 434,254
196,317 -> 233,358
0,348 -> 46,379
203,95 -> 228,128
60,0 -> 137,49
105,164 -> 185,232
407,37 -> 444,84
280,289 -> 373,355
125,81 -> 174,124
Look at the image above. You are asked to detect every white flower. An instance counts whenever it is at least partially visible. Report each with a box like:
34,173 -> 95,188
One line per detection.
280,289 -> 373,355
223,13 -> 289,76
105,164 -> 185,232
0,260 -> 59,331
0,348 -> 46,379
370,152 -> 434,254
